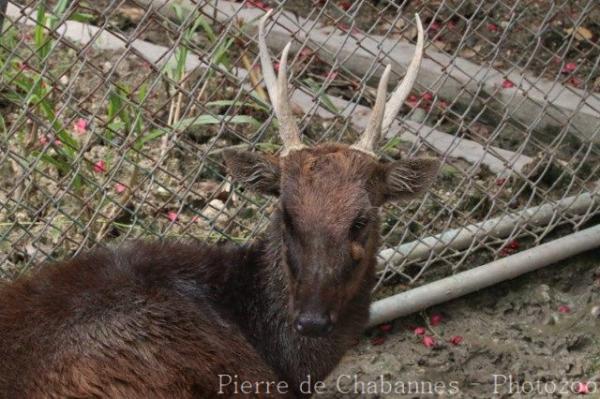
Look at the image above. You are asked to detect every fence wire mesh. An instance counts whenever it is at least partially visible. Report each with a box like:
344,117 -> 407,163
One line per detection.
1,0 -> 599,296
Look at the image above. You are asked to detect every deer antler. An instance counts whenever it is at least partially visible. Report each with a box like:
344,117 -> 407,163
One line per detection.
259,10 -> 305,156
351,14 -> 425,157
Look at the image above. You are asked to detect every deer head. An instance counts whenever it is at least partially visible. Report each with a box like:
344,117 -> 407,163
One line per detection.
224,11 -> 438,337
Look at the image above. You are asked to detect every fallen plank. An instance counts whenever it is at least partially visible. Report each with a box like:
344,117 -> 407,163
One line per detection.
143,0 -> 600,142
377,189 -> 599,269
290,89 -> 532,174
6,1 -> 531,174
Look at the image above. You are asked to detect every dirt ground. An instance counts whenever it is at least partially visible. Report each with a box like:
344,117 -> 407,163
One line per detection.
320,249 -> 600,398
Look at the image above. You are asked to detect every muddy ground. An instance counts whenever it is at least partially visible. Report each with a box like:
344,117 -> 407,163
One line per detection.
321,249 -> 600,398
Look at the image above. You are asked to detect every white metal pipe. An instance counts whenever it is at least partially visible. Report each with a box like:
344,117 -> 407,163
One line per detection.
377,191 -> 598,268
368,223 -> 600,327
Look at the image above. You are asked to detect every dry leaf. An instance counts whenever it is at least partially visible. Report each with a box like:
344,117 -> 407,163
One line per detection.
394,19 -> 406,30
433,40 -> 449,51
403,26 -> 418,41
565,26 -> 593,41
291,101 -> 304,117
460,48 -> 476,59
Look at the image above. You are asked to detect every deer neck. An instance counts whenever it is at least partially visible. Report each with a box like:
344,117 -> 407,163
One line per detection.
228,212 -> 375,390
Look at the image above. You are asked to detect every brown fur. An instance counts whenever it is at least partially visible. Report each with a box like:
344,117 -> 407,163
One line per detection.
0,143 -> 438,397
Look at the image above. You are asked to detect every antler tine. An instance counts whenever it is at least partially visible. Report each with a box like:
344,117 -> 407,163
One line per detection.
350,65 -> 392,157
381,14 -> 424,134
277,42 -> 305,155
258,10 -> 305,156
351,14 -> 425,157
258,10 -> 279,110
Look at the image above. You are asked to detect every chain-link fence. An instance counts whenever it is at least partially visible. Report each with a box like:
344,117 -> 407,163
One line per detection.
1,0 -> 599,296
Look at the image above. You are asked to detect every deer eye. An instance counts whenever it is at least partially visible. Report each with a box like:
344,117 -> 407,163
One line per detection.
350,215 -> 368,238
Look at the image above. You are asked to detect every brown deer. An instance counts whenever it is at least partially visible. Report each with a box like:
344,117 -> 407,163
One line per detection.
0,11 -> 436,398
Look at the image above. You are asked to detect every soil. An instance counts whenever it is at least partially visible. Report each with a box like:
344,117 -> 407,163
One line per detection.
320,249 -> 600,398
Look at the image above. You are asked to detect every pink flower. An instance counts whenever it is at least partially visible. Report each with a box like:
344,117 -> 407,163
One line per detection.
496,177 -> 507,186
422,335 -> 436,348
379,323 -> 392,333
568,77 -> 583,88
73,118 -> 88,135
93,160 -> 106,174
502,79 -> 515,89
421,91 -> 434,102
53,138 -> 61,146
273,62 -> 280,73
558,305 -> 571,314
561,63 -> 577,74
243,0 -> 269,10
430,314 -> 443,326
449,335 -> 463,345
167,211 -> 178,222
324,70 -> 338,80
336,23 -> 350,32
576,382 -> 589,394
370,336 -> 386,346
339,0 -> 351,10
487,23 -> 499,32
115,183 -> 127,193
39,135 -> 49,145
428,21 -> 441,34
414,326 -> 426,336
500,240 -> 520,256
298,47 -> 313,61
406,94 -> 419,108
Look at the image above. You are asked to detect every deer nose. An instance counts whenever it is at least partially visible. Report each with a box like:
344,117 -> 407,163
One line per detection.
294,312 -> 332,336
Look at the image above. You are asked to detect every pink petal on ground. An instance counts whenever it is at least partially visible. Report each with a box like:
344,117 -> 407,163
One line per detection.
324,71 -> 338,80
558,305 -> 571,314
487,23 -> 499,32
561,62 -> 577,74
449,335 -> 463,345
428,21 -> 441,33
115,183 -> 127,193
502,79 -> 515,89
507,240 -> 520,250
167,211 -> 178,222
406,94 -> 419,108
243,0 -> 269,10
379,323 -> 392,333
576,382 -> 589,394
298,47 -> 313,61
339,1 -> 351,10
430,314 -> 443,326
568,77 -> 583,88
414,326 -> 426,336
422,335 -> 436,348
93,160 -> 106,174
73,118 -> 88,135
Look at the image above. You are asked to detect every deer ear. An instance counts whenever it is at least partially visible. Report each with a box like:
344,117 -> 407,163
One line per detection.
223,150 -> 281,196
380,158 -> 439,202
